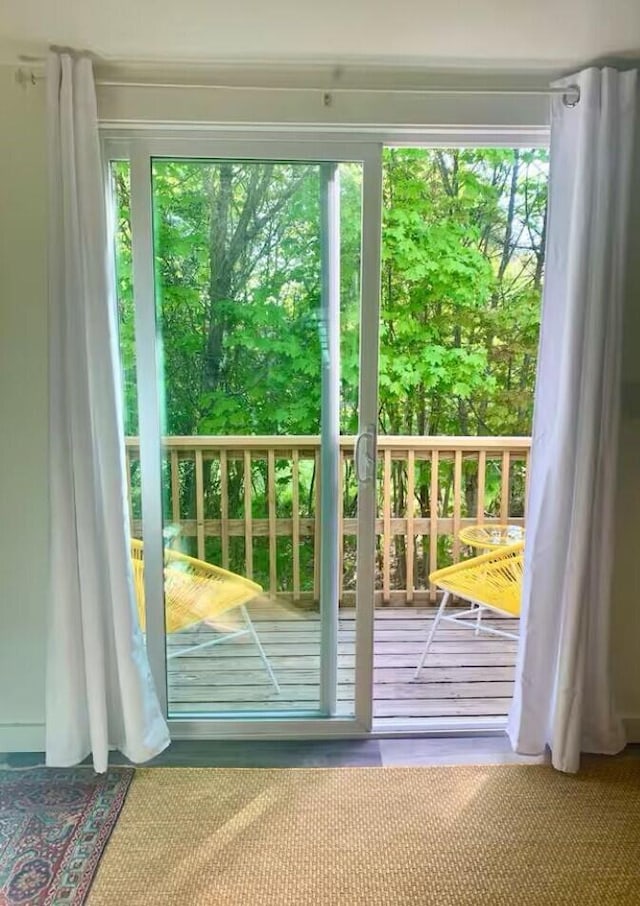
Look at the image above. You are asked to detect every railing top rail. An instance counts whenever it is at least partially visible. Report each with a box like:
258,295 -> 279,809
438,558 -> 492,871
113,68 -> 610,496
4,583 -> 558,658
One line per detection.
124,434 -> 532,451
366,435 -> 531,451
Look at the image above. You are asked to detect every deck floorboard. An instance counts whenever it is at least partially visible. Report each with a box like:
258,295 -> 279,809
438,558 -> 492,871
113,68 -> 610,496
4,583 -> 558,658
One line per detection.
167,604 -> 518,721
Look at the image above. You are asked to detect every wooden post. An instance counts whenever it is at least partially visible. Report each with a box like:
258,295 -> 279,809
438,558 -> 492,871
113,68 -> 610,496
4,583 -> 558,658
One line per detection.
429,450 -> 439,602
194,449 -> 205,560
406,448 -> 415,604
243,450 -> 253,580
501,450 -> 511,524
292,448 -> 301,602
477,450 -> 486,524
313,448 -> 321,604
170,450 -> 180,528
382,447 -> 392,604
219,449 -> 229,569
453,448 -> 462,562
125,447 -> 134,533
338,448 -> 344,605
267,448 -> 277,597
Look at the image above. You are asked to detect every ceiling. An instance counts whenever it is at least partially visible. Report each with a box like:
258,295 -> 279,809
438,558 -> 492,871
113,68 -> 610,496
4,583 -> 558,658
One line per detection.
1,0 -> 639,71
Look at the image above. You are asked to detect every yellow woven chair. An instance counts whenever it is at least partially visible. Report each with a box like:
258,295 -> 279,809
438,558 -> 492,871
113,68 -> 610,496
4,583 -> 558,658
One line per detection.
131,539 -> 279,692
415,541 -> 524,678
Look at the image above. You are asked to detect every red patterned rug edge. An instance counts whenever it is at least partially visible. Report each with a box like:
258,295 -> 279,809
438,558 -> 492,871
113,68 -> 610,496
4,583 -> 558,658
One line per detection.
64,767 -> 135,906
0,766 -> 135,906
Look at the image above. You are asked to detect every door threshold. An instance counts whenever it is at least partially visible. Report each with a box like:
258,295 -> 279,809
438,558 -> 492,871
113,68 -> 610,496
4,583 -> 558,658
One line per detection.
166,715 -> 508,742
370,717 -> 508,738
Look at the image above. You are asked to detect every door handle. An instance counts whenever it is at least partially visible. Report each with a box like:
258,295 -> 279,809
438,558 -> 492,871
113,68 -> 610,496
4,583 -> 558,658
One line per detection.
355,426 -> 376,483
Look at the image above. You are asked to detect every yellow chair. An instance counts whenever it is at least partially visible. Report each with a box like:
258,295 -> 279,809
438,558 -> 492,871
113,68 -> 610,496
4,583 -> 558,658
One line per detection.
415,542 -> 524,678
131,539 -> 279,692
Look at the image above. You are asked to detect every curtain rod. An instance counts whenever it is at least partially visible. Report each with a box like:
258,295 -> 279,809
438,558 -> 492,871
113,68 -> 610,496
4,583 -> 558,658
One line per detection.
15,67 -> 581,106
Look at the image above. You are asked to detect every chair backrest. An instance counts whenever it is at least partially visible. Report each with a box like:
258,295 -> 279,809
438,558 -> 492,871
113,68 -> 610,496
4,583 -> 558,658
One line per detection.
129,538 -> 264,633
429,542 -> 524,616
130,539 -> 146,628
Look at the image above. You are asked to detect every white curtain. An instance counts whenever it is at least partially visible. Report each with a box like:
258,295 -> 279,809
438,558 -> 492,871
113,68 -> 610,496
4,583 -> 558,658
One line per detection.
46,51 -> 170,772
508,67 -> 638,773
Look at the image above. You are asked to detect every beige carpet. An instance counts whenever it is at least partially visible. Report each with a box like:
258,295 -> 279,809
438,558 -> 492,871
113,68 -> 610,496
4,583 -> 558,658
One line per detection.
90,758 -> 640,905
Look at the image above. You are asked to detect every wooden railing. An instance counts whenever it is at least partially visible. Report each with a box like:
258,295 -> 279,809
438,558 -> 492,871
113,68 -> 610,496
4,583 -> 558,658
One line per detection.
124,435 -> 531,605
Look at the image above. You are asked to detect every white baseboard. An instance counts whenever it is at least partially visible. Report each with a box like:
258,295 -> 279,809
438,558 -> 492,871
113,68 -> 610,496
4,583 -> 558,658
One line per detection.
623,716 -> 640,743
0,723 -> 45,752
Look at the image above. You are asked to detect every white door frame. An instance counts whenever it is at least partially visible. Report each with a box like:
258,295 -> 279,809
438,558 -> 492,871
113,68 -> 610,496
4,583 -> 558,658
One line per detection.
104,133 -> 383,738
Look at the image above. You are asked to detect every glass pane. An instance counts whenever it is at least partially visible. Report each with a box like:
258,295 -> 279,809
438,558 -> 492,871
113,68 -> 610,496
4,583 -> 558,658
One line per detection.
374,146 -> 548,728
150,158 -> 362,719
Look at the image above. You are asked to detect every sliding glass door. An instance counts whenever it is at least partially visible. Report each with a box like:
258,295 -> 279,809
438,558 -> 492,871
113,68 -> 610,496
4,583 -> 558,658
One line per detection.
109,136 -> 382,735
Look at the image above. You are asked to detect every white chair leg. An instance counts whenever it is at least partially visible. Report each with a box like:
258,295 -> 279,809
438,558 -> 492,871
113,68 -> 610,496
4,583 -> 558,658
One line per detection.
475,604 -> 483,635
415,592 -> 450,679
241,605 -> 281,693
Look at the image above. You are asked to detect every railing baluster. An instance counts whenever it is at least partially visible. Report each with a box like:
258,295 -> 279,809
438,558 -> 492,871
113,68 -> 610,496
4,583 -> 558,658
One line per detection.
524,448 -> 531,521
125,447 -> 134,534
194,449 -> 205,561
453,448 -> 462,562
477,450 -> 486,524
220,448 -> 229,570
382,447 -> 392,604
267,448 -> 277,597
243,450 -> 253,580
338,447 -> 344,604
501,450 -> 511,523
429,449 -> 439,601
292,448 -> 300,602
313,448 -> 321,604
170,450 -> 180,528
406,449 -> 415,604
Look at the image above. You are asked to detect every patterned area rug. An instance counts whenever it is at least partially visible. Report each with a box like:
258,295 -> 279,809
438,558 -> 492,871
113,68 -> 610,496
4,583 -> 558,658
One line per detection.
0,767 -> 133,905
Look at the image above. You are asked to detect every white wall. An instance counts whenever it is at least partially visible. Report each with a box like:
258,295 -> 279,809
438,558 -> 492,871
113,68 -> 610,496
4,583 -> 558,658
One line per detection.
612,420 -> 640,731
3,0 -> 640,70
0,67 -> 48,749
0,63 -> 638,751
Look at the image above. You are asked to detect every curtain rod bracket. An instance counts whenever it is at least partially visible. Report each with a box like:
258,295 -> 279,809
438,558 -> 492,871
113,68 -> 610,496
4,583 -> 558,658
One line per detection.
15,67 -> 37,89
562,85 -> 580,108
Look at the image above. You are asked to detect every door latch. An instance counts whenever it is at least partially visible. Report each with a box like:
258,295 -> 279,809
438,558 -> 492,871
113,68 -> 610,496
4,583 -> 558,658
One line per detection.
355,425 -> 376,483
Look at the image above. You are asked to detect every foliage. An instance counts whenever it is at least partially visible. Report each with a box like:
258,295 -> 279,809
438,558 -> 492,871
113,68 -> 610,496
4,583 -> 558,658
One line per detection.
381,148 -> 546,437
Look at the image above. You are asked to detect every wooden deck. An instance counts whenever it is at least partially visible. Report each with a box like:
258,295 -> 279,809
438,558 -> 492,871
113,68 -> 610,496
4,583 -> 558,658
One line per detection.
167,602 -> 518,725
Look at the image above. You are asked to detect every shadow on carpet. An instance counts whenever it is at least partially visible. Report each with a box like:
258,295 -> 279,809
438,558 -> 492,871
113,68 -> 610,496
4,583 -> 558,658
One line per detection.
0,767 -> 133,905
